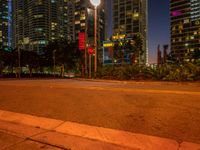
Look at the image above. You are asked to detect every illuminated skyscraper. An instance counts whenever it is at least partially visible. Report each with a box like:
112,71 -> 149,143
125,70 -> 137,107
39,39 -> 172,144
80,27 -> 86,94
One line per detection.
170,0 -> 200,61
13,0 -> 69,52
72,0 -> 105,44
12,0 -> 105,53
0,0 -> 12,50
112,0 -> 148,64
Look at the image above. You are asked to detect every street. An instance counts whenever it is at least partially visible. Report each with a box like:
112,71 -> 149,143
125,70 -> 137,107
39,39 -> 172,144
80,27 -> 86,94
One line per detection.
0,79 -> 200,144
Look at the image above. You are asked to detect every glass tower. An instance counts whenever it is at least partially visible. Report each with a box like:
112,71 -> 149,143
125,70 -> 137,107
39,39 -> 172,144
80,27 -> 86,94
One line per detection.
0,0 -> 12,50
170,0 -> 200,62
12,0 -> 105,53
72,0 -> 105,44
112,0 -> 148,64
13,0 -> 69,53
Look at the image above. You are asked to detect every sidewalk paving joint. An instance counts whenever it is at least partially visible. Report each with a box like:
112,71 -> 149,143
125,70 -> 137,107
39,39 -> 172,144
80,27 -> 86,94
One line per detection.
1,109 -> 200,150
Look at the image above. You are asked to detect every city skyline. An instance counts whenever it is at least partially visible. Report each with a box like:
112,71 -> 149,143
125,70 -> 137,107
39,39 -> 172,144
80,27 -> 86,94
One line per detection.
1,0 -> 200,64
1,0 -> 170,64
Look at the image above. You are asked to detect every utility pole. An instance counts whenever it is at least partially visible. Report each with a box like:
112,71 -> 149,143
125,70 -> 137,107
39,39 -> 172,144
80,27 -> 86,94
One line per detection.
53,50 -> 56,78
89,54 -> 92,78
18,42 -> 21,79
90,0 -> 101,77
94,6 -> 97,77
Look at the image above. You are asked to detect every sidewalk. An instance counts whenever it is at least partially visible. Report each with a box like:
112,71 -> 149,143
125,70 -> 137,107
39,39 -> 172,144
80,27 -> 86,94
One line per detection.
0,130 -> 63,150
0,110 -> 200,150
0,120 -> 132,150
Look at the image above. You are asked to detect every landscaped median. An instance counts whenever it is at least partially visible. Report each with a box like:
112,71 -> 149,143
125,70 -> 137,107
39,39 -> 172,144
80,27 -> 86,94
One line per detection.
97,63 -> 200,81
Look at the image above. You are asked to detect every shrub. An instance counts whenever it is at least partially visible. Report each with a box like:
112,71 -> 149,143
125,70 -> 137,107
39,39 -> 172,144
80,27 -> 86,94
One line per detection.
97,63 -> 200,81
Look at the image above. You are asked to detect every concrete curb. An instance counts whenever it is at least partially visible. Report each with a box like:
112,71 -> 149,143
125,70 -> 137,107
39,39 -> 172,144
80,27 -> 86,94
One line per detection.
0,110 -> 200,150
73,78 -> 200,85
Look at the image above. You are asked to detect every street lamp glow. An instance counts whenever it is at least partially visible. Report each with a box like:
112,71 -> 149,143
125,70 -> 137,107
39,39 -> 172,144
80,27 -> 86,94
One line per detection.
90,0 -> 101,7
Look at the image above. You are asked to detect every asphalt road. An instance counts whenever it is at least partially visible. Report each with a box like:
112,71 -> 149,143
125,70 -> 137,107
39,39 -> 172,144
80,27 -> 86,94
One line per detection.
0,79 -> 200,144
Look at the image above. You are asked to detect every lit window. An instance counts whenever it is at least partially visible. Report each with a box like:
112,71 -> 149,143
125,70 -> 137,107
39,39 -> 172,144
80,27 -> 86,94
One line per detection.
34,14 -> 44,18
80,15 -> 85,20
75,21 -> 80,24
184,19 -> 189,24
80,23 -> 85,26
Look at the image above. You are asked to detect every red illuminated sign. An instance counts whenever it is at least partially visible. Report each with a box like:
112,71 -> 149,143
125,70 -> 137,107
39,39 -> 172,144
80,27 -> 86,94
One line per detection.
88,47 -> 94,55
79,32 -> 85,50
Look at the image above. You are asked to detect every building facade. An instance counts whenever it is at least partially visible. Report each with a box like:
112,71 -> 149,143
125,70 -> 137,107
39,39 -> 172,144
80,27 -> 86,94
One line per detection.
112,0 -> 148,64
13,0 -> 69,53
0,0 -> 12,50
12,0 -> 105,53
170,0 -> 200,61
71,0 -> 105,45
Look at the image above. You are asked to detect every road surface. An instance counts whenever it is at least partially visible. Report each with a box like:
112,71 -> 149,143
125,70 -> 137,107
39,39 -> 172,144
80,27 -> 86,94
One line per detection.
0,79 -> 200,144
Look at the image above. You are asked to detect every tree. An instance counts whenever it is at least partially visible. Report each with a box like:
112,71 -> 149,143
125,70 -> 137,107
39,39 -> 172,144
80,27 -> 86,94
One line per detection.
42,39 -> 83,74
41,40 -> 59,68
0,50 -> 4,75
2,49 -> 18,68
131,33 -> 144,64
193,49 -> 200,65
113,40 -> 123,62
112,33 -> 143,65
21,50 -> 40,77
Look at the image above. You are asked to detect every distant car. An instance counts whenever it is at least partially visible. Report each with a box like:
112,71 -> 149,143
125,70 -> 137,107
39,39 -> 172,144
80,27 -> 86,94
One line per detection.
64,72 -> 75,78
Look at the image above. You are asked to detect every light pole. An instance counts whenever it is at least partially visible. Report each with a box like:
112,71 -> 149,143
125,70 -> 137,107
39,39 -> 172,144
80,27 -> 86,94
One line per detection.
53,49 -> 56,78
17,40 -> 23,79
90,0 -> 101,77
18,45 -> 21,78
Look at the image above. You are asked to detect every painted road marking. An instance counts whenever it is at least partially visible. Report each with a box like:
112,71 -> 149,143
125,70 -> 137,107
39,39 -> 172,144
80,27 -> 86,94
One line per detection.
0,81 -> 200,96
78,86 -> 200,96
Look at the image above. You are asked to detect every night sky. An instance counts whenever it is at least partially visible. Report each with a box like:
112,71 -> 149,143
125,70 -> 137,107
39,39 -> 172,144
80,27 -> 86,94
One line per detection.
107,0 -> 170,64
148,0 -> 170,63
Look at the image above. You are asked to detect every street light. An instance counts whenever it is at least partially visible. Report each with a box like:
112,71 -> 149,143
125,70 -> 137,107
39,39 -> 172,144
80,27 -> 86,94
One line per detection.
53,49 -> 56,78
90,0 -> 101,7
17,40 -> 23,79
17,46 -> 21,79
90,0 -> 101,77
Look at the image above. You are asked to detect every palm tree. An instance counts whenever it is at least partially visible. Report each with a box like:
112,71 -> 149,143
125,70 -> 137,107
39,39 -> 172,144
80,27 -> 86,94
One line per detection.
131,33 -> 144,64
112,33 -> 143,65
42,39 -> 83,75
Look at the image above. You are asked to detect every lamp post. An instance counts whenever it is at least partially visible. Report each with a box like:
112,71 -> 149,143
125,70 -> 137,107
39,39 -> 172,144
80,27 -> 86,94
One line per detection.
17,40 -> 23,79
90,0 -> 101,77
17,45 -> 21,79
53,49 -> 56,78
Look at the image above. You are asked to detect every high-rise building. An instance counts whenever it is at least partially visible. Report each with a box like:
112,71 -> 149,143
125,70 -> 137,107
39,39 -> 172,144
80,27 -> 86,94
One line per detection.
72,0 -> 105,45
0,0 -> 12,50
12,0 -> 105,53
13,0 -> 69,53
112,0 -> 148,64
170,0 -> 200,61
